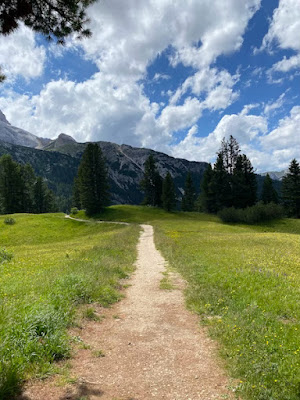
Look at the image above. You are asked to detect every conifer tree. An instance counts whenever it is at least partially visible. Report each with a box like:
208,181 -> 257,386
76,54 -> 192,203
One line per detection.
72,176 -> 81,209
162,172 -> 176,212
282,159 -> 300,218
33,177 -> 57,213
76,143 -> 109,215
20,163 -> 36,212
232,154 -> 256,208
140,154 -> 162,207
220,135 -> 240,174
198,164 -> 215,213
0,155 -> 22,214
261,173 -> 278,204
210,154 -> 232,212
181,171 -> 196,211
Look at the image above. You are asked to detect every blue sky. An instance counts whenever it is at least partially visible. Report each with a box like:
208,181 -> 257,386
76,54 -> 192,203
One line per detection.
0,0 -> 299,172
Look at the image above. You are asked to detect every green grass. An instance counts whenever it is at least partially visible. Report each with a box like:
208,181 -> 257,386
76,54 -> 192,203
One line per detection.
0,213 -> 140,399
82,205 -> 300,400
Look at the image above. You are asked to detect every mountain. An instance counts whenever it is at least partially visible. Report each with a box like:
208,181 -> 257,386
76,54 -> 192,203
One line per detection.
0,134 -> 208,208
260,170 -> 287,181
0,111 -> 51,149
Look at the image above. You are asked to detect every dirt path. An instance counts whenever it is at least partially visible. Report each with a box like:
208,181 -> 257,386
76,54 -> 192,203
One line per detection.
21,224 -> 233,400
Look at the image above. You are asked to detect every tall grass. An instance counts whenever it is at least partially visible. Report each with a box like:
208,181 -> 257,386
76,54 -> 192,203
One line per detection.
85,205 -> 300,400
0,213 -> 139,399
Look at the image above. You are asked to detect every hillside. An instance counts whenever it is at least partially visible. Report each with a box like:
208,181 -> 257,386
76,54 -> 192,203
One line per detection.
0,137 -> 208,207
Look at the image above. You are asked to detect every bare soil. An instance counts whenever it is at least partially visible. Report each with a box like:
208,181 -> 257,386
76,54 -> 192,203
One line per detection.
20,224 -> 233,400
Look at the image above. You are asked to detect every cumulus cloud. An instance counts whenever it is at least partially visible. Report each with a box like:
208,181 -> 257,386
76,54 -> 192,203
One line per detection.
260,0 -> 300,76
0,24 -> 46,80
171,110 -> 267,163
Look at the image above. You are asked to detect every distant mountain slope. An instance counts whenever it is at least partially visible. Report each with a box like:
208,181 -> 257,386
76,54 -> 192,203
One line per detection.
0,138 -> 209,206
260,170 -> 287,181
0,110 -> 51,149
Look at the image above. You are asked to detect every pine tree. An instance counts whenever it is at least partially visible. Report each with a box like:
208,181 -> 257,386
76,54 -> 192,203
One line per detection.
140,154 -> 162,207
181,172 -> 196,211
198,164 -> 215,213
210,154 -> 232,212
282,159 -> 300,218
72,176 -> 81,209
261,174 -> 278,204
220,135 -> 240,174
0,155 -> 23,214
77,143 -> 109,216
232,154 -> 256,208
162,172 -> 176,212
20,163 -> 36,212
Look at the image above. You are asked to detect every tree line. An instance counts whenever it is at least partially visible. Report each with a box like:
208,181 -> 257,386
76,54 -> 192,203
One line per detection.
138,136 -> 300,219
0,155 -> 57,214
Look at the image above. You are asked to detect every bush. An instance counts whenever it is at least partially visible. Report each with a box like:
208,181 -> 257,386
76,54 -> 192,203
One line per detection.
70,207 -> 78,215
218,202 -> 285,224
4,217 -> 15,225
0,248 -> 13,264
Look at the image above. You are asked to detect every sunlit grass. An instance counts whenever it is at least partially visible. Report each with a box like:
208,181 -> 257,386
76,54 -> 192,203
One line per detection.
0,213 -> 140,398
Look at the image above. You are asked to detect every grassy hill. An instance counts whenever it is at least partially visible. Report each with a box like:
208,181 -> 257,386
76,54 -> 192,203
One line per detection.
76,205 -> 300,400
0,213 -> 140,398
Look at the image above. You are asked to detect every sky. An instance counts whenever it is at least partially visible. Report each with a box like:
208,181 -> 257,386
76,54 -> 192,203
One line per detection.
0,0 -> 299,172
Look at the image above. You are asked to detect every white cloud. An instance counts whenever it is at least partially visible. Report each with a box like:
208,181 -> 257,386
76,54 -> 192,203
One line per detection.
171,110 -> 267,163
263,92 -> 286,115
260,0 -> 300,75
0,24 -> 46,80
158,97 -> 203,133
260,106 -> 300,150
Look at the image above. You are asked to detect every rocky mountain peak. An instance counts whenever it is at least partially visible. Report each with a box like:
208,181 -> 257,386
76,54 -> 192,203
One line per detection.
57,133 -> 77,143
0,110 -> 10,125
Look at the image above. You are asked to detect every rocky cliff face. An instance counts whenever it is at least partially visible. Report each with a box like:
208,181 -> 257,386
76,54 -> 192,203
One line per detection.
0,111 -> 51,149
0,109 -> 209,205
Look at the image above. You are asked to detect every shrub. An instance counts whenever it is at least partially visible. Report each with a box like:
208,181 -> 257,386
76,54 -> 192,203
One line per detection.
70,207 -> 79,215
4,217 -> 15,225
0,248 -> 13,264
219,202 -> 285,224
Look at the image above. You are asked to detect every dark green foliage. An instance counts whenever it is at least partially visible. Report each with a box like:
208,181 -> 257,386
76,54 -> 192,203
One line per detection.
33,177 -> 57,213
181,171 -> 196,211
162,172 -> 176,212
72,176 -> 81,208
218,202 -> 285,224
20,163 -> 36,212
232,154 -> 257,209
197,164 -> 215,212
281,159 -> 300,218
0,0 -> 96,43
0,247 -> 13,263
4,217 -> 15,225
261,173 -> 279,204
220,135 -> 240,174
0,155 -> 57,214
199,137 -> 257,213
140,154 -> 163,207
0,155 -> 23,214
76,143 -> 109,216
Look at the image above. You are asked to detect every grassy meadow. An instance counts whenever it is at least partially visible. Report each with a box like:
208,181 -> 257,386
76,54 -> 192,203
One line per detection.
77,205 -> 300,400
0,213 -> 140,398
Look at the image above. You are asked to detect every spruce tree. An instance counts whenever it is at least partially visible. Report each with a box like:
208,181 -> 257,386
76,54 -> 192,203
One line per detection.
140,154 -> 162,207
220,135 -> 240,174
77,143 -> 109,216
232,154 -> 256,208
162,172 -> 176,212
282,159 -> 300,218
181,171 -> 196,211
210,154 -> 232,212
198,164 -> 215,213
261,174 -> 279,204
0,155 -> 23,214
20,163 -> 36,212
